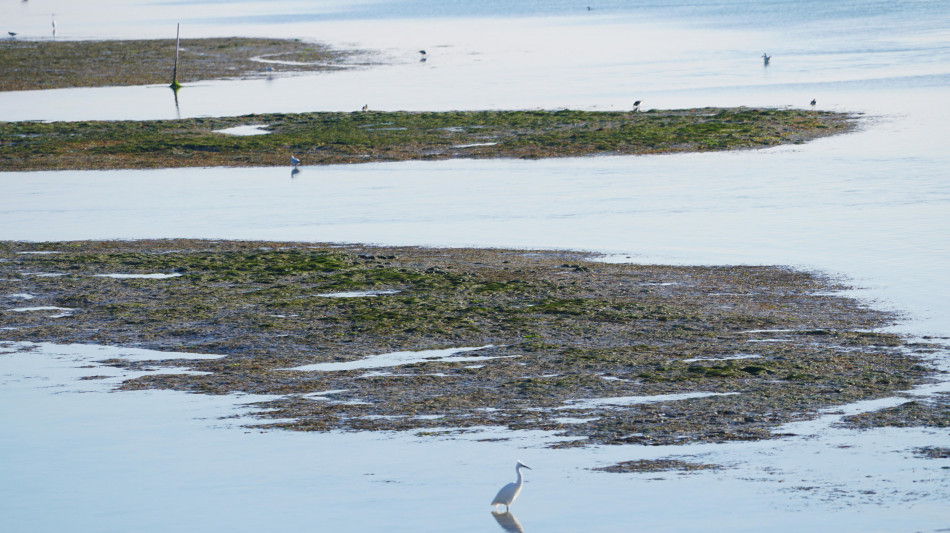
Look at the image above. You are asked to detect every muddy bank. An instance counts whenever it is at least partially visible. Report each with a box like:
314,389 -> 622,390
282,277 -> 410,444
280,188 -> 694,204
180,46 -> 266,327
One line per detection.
840,392 -> 950,430
0,38 -> 376,92
0,240 -> 940,450
0,108 -> 854,170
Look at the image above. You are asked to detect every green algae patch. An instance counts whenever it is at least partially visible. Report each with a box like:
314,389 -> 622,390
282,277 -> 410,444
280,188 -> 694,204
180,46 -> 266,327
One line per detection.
0,38 -> 373,92
0,108 -> 854,171
0,239 -> 938,446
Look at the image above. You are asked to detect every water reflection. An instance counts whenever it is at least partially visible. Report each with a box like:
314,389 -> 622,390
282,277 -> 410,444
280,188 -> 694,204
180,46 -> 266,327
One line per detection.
170,85 -> 181,119
491,510 -> 525,533
290,167 -> 300,178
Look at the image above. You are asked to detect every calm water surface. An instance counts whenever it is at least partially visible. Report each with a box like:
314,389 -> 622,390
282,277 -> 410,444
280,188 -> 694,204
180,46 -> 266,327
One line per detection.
1,1 -> 949,531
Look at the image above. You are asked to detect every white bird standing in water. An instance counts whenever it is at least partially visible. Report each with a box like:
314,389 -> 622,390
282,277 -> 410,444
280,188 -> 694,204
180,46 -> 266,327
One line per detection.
491,461 -> 531,511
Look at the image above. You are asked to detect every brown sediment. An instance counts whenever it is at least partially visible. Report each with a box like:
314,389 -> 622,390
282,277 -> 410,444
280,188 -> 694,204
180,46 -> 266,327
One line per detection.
0,239 -> 941,449
0,38 -> 375,91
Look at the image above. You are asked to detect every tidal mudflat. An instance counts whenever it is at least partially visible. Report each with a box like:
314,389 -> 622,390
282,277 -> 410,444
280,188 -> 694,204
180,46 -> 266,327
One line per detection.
0,38 -> 375,91
0,107 -> 852,170
1,239 -> 941,467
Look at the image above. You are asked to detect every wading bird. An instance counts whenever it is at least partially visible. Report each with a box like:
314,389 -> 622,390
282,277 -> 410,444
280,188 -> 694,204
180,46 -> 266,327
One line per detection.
362,104 -> 369,112
810,98 -> 817,106
51,14 -> 56,36
290,155 -> 300,168
633,100 -> 641,112
491,461 -> 531,512
8,32 -> 17,38
762,53 -> 771,66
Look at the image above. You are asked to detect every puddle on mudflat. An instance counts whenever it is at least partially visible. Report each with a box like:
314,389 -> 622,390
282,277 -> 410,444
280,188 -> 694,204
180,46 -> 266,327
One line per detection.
682,354 -> 761,363
317,289 -> 401,298
213,124 -> 272,136
557,392 -> 739,410
93,273 -> 183,279
10,306 -> 74,315
283,345 -> 513,372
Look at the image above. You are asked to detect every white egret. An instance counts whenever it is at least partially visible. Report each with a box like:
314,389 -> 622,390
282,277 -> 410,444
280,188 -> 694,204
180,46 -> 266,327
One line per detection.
290,155 -> 300,168
491,461 -> 531,511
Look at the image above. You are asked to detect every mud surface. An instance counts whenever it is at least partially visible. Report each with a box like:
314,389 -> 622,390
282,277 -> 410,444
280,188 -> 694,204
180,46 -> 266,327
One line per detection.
0,108 -> 854,171
0,38 -> 375,91
0,240 -> 939,448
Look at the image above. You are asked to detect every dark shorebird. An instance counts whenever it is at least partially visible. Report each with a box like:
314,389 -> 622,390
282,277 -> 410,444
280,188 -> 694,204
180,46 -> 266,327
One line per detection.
633,100 -> 641,112
762,53 -> 771,66
810,98 -> 817,106
8,32 -> 16,38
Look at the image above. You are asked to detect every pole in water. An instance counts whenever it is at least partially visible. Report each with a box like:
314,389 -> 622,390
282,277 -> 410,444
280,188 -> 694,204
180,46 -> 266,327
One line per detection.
170,23 -> 182,90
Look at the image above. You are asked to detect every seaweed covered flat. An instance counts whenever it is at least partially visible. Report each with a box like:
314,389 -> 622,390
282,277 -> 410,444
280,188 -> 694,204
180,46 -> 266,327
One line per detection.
0,108 -> 854,170
0,240 -> 940,449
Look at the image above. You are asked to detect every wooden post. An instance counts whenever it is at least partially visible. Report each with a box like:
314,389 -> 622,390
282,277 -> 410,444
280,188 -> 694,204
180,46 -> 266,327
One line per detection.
170,23 -> 182,90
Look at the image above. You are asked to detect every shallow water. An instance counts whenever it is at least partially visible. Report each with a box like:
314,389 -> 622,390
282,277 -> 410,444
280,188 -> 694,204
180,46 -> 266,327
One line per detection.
2,1 -> 950,531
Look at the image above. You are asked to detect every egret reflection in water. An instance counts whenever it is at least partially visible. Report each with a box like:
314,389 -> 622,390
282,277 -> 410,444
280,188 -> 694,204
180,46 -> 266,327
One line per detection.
491,510 -> 525,533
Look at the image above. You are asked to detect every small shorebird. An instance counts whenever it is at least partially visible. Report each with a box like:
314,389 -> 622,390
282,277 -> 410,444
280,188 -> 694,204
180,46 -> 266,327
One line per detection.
810,98 -> 817,106
8,32 -> 16,38
290,155 -> 300,168
762,53 -> 771,66
633,100 -> 641,112
362,104 -> 369,112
